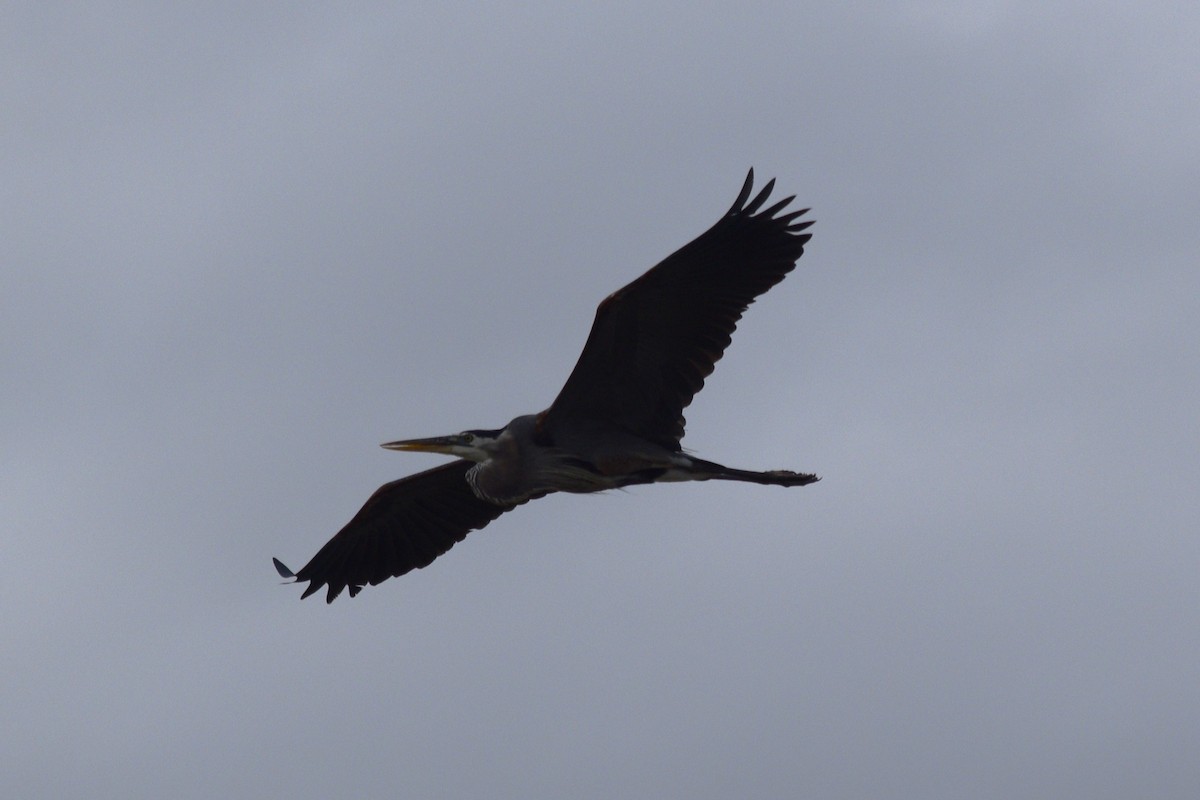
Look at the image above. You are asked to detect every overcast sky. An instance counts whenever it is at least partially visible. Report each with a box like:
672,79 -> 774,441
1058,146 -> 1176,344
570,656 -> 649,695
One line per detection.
4,3 -> 1199,798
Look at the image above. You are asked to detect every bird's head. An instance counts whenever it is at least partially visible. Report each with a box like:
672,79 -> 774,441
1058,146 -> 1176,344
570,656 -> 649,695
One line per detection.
381,428 -> 503,463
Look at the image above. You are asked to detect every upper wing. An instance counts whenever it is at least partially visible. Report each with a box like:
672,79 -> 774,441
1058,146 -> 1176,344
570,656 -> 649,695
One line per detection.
274,460 -> 517,603
541,169 -> 814,449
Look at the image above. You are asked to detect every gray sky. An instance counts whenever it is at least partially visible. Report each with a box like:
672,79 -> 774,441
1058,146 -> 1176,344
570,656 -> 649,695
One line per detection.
4,3 -> 1199,798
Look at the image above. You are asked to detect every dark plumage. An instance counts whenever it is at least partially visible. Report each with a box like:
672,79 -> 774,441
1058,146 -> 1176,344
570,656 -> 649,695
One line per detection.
275,170 -> 818,602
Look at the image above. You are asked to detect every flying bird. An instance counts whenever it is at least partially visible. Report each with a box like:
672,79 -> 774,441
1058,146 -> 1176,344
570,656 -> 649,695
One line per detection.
274,169 -> 819,602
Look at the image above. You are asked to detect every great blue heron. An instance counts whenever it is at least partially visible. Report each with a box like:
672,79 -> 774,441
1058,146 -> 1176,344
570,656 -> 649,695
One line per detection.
274,169 -> 819,602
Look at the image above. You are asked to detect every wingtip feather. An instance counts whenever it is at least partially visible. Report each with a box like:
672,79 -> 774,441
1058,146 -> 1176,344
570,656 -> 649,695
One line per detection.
743,178 -> 777,215
729,168 -> 755,215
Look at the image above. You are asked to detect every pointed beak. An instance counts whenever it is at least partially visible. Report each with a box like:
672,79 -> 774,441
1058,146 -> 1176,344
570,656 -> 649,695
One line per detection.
380,434 -> 466,454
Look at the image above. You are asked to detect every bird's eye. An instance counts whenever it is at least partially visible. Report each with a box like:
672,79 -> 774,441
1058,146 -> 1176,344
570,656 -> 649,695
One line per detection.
461,432 -> 475,443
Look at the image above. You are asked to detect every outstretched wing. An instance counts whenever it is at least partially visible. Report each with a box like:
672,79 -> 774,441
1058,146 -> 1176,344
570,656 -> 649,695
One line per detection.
274,461 -> 516,603
541,169 -> 813,450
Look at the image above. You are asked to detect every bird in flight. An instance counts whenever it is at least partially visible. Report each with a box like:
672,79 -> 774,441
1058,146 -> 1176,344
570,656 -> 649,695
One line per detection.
274,169 -> 819,602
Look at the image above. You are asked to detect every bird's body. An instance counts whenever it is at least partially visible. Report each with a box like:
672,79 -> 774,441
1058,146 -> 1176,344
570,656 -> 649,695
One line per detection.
275,170 -> 819,602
